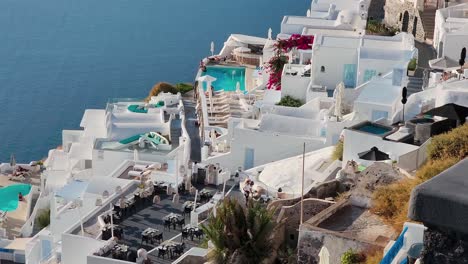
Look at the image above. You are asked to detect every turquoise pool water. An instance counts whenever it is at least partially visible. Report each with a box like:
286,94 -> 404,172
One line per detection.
201,66 -> 246,92
0,184 -> 32,212
357,124 -> 392,135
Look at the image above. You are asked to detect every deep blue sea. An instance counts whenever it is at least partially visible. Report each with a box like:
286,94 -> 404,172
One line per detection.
0,0 -> 308,162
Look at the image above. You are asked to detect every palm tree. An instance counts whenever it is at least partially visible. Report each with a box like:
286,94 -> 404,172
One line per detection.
201,198 -> 277,264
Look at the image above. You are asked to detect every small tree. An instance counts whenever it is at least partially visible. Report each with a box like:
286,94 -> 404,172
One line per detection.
276,96 -> 303,107
201,199 -> 276,264
341,248 -> 365,264
332,140 -> 344,161
145,82 -> 178,102
36,208 -> 51,229
459,47 -> 466,70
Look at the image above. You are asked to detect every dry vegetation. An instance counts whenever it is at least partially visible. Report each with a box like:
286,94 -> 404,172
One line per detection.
371,124 -> 468,232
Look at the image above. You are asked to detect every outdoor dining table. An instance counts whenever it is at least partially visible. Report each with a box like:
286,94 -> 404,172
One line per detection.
164,213 -> 183,222
182,201 -> 200,210
112,244 -> 128,260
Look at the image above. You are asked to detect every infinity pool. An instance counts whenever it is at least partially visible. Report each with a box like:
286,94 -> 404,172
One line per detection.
201,66 -> 246,92
0,184 -> 31,212
357,124 -> 392,135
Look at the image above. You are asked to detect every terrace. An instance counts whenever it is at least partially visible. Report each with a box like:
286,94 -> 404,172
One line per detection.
75,175 -> 234,263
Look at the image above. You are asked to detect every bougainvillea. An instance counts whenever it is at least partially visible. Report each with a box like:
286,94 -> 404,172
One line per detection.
265,34 -> 314,90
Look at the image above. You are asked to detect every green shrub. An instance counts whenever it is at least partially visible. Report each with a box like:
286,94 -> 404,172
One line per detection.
145,82 -> 179,102
175,83 -> 193,94
407,58 -> 417,71
366,20 -> 397,36
341,249 -> 364,264
332,140 -> 344,161
427,124 -> 468,161
36,208 -> 50,229
276,96 -> 303,107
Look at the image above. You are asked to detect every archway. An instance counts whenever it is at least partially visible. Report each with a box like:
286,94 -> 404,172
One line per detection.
412,17 -> 418,36
402,11 -> 410,33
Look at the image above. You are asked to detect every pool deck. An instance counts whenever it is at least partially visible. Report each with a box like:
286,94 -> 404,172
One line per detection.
0,171 -> 40,239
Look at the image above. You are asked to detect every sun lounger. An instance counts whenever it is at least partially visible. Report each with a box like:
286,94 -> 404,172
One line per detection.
128,171 -> 143,178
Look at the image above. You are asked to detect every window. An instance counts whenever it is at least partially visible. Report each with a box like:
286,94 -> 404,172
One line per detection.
372,110 -> 389,121
320,66 -> 326,72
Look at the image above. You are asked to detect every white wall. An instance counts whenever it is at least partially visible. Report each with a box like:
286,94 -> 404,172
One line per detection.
92,149 -> 169,176
443,34 -> 468,61
281,69 -> 312,101
87,255 -> 131,264
312,47 -> 358,90
62,234 -> 105,264
205,124 -> 326,172
342,129 -> 419,166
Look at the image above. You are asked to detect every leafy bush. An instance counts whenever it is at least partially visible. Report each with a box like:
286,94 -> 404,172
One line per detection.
36,208 -> 50,229
341,249 -> 364,264
276,96 -> 303,107
366,20 -> 398,36
372,125 -> 467,231
332,140 -> 344,161
175,83 -> 193,94
145,82 -> 179,102
407,58 -> 417,71
427,124 -> 468,161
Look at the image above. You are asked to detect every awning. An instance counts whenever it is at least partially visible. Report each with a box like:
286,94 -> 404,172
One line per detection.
55,180 -> 89,201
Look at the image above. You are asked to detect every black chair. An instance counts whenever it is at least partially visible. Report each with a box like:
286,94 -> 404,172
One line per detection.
194,229 -> 204,240
126,250 -> 137,262
181,230 -> 189,241
141,234 -> 150,245
158,248 -> 167,259
173,244 -> 184,257
163,219 -> 171,230
172,220 -> 177,230
177,218 -> 185,229
153,233 -> 163,244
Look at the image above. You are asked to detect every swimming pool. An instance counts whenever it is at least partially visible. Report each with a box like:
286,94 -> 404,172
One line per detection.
201,66 -> 246,92
0,184 -> 31,212
355,123 -> 393,136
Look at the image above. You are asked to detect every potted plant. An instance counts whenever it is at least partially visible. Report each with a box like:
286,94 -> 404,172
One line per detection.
407,58 -> 417,76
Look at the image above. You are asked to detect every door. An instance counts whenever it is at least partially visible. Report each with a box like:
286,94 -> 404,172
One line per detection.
343,64 -> 357,88
402,11 -> 409,33
244,148 -> 255,170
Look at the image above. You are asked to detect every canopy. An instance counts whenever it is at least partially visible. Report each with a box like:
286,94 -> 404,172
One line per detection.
233,47 -> 251,53
423,103 -> 468,124
358,147 -> 390,161
197,75 -> 217,83
55,180 -> 89,201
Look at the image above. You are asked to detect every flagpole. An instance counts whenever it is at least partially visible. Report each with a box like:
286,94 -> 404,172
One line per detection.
300,142 -> 305,225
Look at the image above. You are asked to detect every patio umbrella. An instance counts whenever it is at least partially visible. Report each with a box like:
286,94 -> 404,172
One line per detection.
210,129 -> 217,145
210,41 -> 215,56
334,82 -> 344,120
268,28 -> 272,40
10,154 -> 16,170
358,147 -> 390,161
423,103 -> 468,125
236,81 -> 241,94
307,9 -> 311,17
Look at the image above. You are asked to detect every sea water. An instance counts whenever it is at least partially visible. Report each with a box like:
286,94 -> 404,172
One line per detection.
0,0 -> 308,162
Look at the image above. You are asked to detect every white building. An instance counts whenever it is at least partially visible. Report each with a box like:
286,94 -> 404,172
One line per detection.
280,33 -> 416,103
280,0 -> 369,37
431,3 -> 468,70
